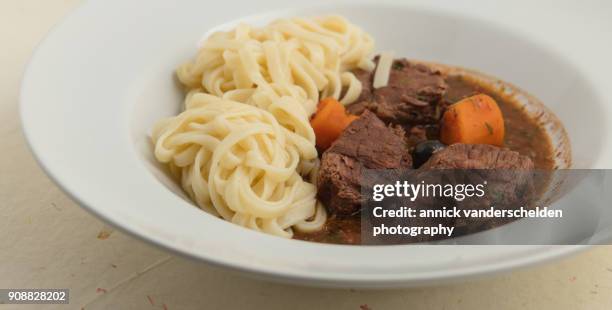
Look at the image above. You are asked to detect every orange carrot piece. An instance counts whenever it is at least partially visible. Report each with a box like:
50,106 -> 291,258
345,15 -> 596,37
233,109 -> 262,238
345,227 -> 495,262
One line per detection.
311,98 -> 358,150
440,94 -> 505,146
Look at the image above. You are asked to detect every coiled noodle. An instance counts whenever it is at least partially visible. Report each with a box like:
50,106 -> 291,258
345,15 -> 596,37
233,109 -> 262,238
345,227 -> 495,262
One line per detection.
152,16 -> 374,237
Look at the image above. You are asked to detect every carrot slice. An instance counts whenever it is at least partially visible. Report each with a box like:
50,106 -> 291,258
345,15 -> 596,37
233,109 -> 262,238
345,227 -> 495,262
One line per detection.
310,98 -> 359,150
440,94 -> 505,146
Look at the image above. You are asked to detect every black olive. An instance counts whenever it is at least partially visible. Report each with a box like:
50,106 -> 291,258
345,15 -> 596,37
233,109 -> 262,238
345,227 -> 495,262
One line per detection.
413,140 -> 446,168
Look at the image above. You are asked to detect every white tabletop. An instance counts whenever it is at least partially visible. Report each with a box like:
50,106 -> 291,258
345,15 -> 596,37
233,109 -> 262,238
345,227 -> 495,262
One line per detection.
2,1 -> 612,309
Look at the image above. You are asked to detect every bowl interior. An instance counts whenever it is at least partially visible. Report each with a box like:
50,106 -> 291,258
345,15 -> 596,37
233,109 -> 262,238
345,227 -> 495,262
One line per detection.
130,5 -> 601,215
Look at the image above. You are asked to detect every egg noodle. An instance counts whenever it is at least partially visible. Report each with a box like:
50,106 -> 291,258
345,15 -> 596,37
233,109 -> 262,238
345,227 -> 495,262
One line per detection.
152,16 -> 375,237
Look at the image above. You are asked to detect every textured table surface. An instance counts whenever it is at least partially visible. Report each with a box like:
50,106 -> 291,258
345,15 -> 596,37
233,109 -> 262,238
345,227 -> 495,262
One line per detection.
2,1 -> 612,309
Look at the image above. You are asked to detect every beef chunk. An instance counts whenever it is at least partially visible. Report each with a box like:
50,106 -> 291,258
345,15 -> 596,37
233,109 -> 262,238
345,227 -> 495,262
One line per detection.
419,143 -> 534,170
419,143 -> 534,210
388,124 -> 409,145
325,110 -> 412,169
317,111 -> 411,216
316,153 -> 363,216
419,144 -> 535,235
347,58 -> 448,125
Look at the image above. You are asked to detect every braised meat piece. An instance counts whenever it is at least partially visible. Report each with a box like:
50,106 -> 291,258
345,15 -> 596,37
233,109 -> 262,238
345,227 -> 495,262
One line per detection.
347,58 -> 448,125
316,153 -> 363,216
419,143 -> 536,234
317,111 -> 411,216
419,143 -> 534,170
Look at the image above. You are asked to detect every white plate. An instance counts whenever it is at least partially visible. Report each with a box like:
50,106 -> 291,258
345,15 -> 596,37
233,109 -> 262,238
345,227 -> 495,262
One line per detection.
20,0 -> 612,287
